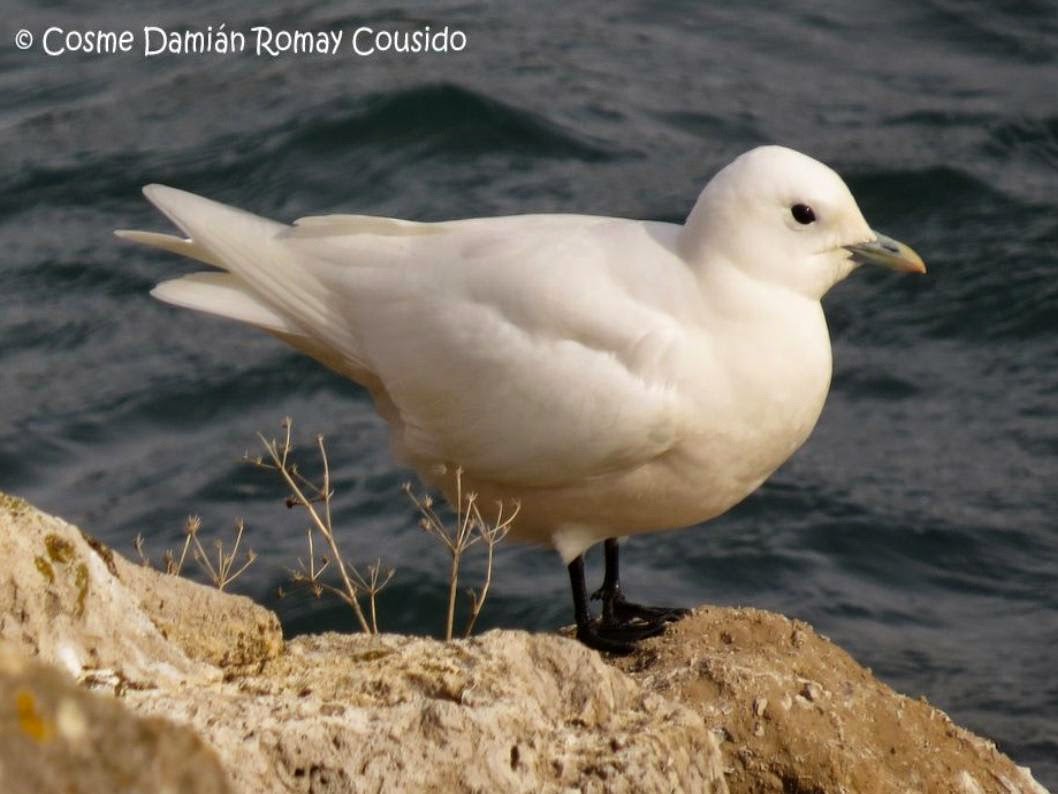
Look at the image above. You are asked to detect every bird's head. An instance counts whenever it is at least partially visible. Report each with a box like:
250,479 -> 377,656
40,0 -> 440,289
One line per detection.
682,145 -> 925,299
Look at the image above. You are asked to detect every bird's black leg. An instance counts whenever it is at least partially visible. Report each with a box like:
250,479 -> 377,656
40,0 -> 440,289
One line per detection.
591,538 -> 691,626
596,537 -> 624,625
568,554 -> 662,654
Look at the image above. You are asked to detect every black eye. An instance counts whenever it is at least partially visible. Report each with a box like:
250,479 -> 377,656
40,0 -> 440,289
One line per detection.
791,204 -> 816,225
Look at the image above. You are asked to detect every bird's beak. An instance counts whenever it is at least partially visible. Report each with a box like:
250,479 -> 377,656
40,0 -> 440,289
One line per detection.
844,232 -> 926,274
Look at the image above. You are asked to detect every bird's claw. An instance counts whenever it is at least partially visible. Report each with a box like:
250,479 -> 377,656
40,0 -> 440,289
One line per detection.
575,618 -> 665,655
610,600 -> 690,624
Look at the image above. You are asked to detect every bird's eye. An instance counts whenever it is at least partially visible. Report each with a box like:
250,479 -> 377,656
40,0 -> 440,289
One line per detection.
791,204 -> 816,225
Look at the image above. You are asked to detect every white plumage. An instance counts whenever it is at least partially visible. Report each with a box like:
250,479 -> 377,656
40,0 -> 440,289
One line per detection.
117,145 -> 924,642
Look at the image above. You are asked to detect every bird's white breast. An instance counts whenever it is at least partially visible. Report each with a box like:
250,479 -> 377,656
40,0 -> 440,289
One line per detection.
438,270 -> 834,561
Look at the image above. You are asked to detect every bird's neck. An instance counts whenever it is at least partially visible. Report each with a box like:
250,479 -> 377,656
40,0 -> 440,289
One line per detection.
693,256 -> 834,408
693,255 -> 822,326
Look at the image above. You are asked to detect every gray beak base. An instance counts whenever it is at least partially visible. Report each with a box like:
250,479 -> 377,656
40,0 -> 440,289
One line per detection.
845,232 -> 926,274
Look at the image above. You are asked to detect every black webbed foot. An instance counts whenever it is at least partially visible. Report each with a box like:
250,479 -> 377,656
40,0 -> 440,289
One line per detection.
568,540 -> 689,655
605,594 -> 690,625
591,538 -> 690,628
575,617 -> 666,655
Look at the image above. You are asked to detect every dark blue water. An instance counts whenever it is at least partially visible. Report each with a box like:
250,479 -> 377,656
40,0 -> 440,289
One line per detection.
2,0 -> 1055,783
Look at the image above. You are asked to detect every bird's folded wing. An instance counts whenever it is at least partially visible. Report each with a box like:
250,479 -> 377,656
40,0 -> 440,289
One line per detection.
127,187 -> 693,487
283,219 -> 694,487
364,296 -> 688,487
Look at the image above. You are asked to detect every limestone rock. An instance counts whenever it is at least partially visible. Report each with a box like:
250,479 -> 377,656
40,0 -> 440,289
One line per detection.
1,493 -> 1048,794
122,631 -> 728,793
1,493 -> 726,793
108,543 -> 282,668
0,642 -> 230,794
614,606 -> 1049,794
0,492 -> 209,684
0,493 -> 280,684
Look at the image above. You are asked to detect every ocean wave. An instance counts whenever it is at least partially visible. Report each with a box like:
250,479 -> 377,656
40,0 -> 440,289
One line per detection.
985,114 -> 1058,170
0,82 -> 619,218
284,83 -> 618,161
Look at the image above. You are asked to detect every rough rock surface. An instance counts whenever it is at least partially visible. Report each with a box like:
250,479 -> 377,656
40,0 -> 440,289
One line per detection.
614,607 -> 1049,794
0,491 -> 281,683
0,644 -> 230,794
1,492 -> 209,684
1,493 -> 725,793
0,493 -> 1050,794
108,540 -> 283,668
123,631 -> 727,793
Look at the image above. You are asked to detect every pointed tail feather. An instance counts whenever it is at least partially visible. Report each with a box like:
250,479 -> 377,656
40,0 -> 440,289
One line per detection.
136,184 -> 286,268
113,230 -> 224,268
116,184 -> 329,327
150,272 -> 298,334
116,184 -> 370,373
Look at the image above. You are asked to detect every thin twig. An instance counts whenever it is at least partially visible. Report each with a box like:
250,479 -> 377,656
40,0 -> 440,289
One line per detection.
356,559 -> 395,635
254,418 -> 376,634
404,469 -> 518,641
463,499 -> 518,637
188,517 -> 257,591
133,534 -> 151,568
137,516 -> 256,591
167,516 -> 197,576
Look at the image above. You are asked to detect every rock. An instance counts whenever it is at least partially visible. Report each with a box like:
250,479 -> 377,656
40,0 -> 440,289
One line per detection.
0,492 -> 281,684
613,606 -> 1049,794
0,493 -> 726,793
108,542 -> 283,668
122,631 -> 728,793
0,643 -> 230,794
1,492 -> 209,684
0,493 -> 1049,794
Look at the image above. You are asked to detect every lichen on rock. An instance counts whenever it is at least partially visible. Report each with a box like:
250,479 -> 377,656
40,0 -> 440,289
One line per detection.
0,491 -> 278,683
0,492 -> 1050,794
0,644 -> 230,794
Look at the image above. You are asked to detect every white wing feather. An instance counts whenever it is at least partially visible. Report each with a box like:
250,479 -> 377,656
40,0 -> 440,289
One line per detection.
150,272 -> 297,334
120,186 -> 699,486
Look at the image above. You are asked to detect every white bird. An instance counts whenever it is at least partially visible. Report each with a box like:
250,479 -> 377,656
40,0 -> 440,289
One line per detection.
116,145 -> 925,652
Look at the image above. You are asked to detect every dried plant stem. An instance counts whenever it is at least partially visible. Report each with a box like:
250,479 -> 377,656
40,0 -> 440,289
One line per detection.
358,559 -> 394,635
463,500 -> 515,637
167,524 -> 195,576
257,420 -> 372,634
404,469 -> 518,641
446,552 -> 461,642
135,516 -> 256,592
442,470 -> 477,640
189,518 -> 257,591
133,534 -> 150,568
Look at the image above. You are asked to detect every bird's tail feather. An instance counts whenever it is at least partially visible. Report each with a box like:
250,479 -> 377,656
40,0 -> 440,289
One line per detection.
149,271 -> 298,335
117,185 -> 328,325
113,229 -> 224,268
116,186 -> 303,335
117,184 -> 371,372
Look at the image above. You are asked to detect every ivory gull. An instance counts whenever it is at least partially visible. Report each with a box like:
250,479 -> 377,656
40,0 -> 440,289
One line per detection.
116,145 -> 925,652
